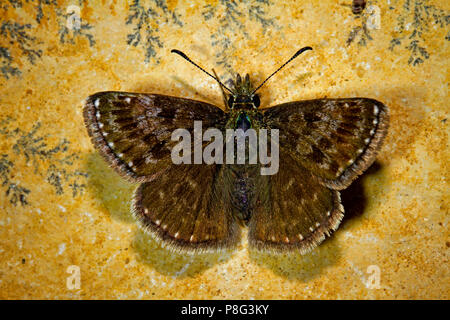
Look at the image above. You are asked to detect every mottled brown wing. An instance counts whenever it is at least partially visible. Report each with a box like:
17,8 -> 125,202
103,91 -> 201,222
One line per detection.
83,91 -> 226,182
132,164 -> 240,253
248,149 -> 344,254
263,98 -> 388,190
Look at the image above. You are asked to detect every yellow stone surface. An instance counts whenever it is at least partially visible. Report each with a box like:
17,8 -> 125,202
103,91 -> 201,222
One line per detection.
0,0 -> 448,299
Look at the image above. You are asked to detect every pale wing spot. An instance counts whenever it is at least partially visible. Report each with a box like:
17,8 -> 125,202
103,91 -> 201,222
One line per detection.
174,232 -> 179,239
287,178 -> 295,189
374,104 -> 379,115
102,131 -> 108,137
96,111 -> 100,119
271,236 -> 276,242
125,97 -> 131,103
128,161 -> 133,167
298,234 -> 304,240
138,95 -> 155,108
364,138 -> 370,144
94,99 -> 100,107
188,180 -> 198,189
162,224 -> 167,230
98,122 -> 104,128
373,118 -> 378,125
284,237 -> 290,243
309,226 -> 314,232
155,220 -> 161,226
326,210 -> 331,217
357,148 -> 363,154
108,142 -> 114,148
319,161 -> 330,170
144,208 -> 149,214
315,222 -> 320,227
145,154 -> 158,164
118,153 -> 123,158
370,128 -> 375,135
347,159 -> 354,165
189,235 -> 195,242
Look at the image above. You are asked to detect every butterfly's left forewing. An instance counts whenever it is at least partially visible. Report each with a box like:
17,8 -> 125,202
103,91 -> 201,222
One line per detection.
83,91 -> 226,182
263,98 -> 388,190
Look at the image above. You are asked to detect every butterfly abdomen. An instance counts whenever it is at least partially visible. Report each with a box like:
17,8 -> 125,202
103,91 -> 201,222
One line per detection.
228,164 -> 261,224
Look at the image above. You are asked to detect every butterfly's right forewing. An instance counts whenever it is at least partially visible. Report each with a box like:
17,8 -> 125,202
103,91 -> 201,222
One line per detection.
83,91 -> 226,182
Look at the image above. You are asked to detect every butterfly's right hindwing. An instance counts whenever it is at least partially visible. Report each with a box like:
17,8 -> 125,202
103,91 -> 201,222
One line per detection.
249,149 -> 344,254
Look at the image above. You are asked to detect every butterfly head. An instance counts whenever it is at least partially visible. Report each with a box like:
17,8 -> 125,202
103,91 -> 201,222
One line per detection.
227,73 -> 260,110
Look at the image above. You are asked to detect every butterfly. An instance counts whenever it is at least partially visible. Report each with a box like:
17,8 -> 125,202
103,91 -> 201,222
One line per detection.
83,47 -> 388,254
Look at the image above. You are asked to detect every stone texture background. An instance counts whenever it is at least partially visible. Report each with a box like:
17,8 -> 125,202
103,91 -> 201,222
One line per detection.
0,0 -> 448,299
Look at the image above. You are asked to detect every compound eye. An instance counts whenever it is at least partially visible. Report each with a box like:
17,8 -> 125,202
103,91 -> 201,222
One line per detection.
228,96 -> 235,108
252,94 -> 260,108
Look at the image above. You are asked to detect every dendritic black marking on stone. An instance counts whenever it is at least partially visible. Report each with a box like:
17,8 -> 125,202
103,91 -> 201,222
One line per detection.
346,0 -> 377,46
0,0 -> 95,79
389,0 -> 450,66
0,117 -> 88,206
57,2 -> 96,47
126,0 -> 183,63
0,21 -> 42,78
0,46 -> 21,79
352,0 -> 367,15
202,0 -> 276,73
0,154 -> 30,206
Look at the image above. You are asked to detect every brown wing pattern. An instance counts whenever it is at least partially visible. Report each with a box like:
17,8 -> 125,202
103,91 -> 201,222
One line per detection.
83,91 -> 226,183
132,164 -> 240,253
263,98 -> 388,190
248,149 -> 344,254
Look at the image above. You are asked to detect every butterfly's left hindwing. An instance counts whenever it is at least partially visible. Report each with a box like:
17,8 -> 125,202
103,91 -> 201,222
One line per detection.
83,91 -> 226,182
132,164 -> 240,253
263,98 -> 388,190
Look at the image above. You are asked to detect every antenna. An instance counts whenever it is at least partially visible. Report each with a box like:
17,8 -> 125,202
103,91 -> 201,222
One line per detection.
171,49 -> 233,94
251,46 -> 312,94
